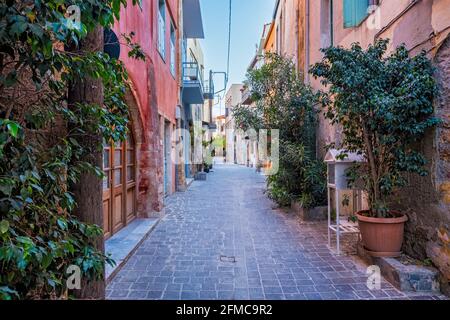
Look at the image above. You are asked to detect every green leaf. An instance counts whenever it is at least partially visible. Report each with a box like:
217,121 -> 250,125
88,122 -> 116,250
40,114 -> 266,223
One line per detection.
10,20 -> 28,35
0,220 -> 9,234
57,218 -> 68,231
6,121 -> 19,138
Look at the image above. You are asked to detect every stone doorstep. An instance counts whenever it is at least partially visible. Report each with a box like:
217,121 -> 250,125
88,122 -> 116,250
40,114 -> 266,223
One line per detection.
357,244 -> 441,294
105,218 -> 161,283
291,201 -> 328,221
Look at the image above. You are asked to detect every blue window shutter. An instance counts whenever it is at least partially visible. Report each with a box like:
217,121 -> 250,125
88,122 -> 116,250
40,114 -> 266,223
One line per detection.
344,0 -> 370,28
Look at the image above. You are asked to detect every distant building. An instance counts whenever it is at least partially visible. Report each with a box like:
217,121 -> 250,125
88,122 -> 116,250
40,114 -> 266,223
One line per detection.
224,84 -> 244,164
104,0 -> 206,238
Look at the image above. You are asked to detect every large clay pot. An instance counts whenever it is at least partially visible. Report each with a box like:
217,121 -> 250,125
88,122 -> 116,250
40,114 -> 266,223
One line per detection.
356,211 -> 408,258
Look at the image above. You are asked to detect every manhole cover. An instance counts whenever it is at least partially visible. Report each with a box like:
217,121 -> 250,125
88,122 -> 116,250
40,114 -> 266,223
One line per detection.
220,255 -> 237,263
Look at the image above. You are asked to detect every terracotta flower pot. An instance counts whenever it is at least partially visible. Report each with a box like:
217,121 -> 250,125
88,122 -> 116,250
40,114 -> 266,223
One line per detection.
356,211 -> 408,258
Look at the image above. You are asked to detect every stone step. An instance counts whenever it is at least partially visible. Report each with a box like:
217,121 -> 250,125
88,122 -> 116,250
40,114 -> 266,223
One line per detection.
358,244 -> 441,293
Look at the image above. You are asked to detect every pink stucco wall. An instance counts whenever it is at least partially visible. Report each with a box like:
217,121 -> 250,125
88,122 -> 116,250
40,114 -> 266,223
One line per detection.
112,0 -> 180,209
114,0 -> 179,125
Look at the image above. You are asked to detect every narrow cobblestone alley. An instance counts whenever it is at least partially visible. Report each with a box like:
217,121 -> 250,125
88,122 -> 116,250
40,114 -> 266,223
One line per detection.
107,164 -> 444,300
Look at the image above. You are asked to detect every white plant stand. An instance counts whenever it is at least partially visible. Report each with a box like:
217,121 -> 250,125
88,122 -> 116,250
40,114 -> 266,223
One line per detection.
327,184 -> 361,255
325,149 -> 365,255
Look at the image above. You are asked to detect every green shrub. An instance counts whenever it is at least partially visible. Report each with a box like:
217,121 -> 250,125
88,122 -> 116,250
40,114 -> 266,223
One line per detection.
235,53 -> 327,208
0,0 -> 142,299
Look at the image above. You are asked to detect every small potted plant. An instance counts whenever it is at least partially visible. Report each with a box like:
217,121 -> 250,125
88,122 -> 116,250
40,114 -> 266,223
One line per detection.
311,39 -> 440,257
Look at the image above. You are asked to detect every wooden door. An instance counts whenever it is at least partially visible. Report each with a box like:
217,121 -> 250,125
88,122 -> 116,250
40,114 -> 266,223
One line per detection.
125,134 -> 137,224
103,141 -> 112,239
102,129 -> 137,239
112,140 -> 125,234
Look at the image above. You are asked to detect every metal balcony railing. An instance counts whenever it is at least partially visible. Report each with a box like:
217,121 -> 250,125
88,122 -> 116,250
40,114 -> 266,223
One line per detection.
183,62 -> 204,91
203,80 -> 214,100
241,86 -> 252,105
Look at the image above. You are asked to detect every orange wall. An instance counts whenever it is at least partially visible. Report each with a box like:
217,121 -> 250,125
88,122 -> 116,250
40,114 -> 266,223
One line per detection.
264,23 -> 275,53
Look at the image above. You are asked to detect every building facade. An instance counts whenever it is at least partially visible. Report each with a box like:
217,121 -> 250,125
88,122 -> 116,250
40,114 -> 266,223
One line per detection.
264,0 -> 450,293
102,0 -> 205,239
310,0 -> 450,292
224,84 -> 244,165
179,10 -> 206,188
264,0 -> 307,75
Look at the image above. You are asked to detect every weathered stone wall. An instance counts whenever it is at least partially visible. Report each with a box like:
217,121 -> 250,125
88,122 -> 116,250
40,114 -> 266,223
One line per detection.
426,36 -> 450,294
126,69 -> 164,217
383,36 -> 450,296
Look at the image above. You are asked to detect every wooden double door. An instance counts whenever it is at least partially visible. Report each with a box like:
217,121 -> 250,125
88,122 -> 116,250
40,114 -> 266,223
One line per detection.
102,132 -> 137,239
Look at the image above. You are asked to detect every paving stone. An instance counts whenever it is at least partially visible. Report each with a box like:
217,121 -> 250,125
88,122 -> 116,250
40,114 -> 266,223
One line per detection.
107,165 -> 444,301
181,291 -> 200,300
128,291 -> 148,299
234,289 -> 250,300
355,290 -> 375,299
146,291 -> 163,299
109,290 -> 129,299
163,291 -> 181,300
262,293 -> 284,300
320,292 -> 339,300
218,291 -> 234,299
130,282 -> 149,291
285,293 -> 306,300
315,285 -> 335,292
199,291 -> 218,300
263,286 -> 283,294
281,286 -> 299,294
304,292 -> 323,300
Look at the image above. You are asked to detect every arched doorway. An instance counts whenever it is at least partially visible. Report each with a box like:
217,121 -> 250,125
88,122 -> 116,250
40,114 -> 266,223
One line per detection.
102,127 -> 137,239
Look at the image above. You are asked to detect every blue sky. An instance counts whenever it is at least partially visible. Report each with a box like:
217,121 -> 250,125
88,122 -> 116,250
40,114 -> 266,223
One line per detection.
199,0 -> 275,117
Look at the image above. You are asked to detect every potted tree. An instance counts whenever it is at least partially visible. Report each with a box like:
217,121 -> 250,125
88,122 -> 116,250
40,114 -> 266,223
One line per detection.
311,39 -> 440,257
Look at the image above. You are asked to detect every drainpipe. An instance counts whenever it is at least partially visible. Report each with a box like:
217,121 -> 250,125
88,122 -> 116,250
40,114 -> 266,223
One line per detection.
330,0 -> 334,47
305,0 -> 310,84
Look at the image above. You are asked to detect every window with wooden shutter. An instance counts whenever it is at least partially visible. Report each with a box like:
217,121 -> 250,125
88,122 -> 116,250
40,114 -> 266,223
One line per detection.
343,0 -> 370,28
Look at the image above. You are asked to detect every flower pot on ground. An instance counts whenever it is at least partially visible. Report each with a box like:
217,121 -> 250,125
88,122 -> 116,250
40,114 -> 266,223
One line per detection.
356,211 -> 408,257
311,39 -> 440,257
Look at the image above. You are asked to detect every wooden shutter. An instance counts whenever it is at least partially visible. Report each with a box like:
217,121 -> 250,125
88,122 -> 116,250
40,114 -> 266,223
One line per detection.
344,0 -> 370,28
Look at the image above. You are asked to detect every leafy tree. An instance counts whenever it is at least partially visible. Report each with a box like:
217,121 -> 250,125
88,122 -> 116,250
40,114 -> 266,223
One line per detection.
0,0 -> 143,299
234,53 -> 326,208
310,39 -> 440,218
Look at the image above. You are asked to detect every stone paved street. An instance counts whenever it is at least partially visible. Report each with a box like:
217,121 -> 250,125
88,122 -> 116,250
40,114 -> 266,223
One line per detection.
107,164 -> 444,300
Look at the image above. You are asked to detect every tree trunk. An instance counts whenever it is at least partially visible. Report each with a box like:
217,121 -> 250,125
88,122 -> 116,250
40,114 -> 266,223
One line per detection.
68,26 -> 105,300
362,123 -> 380,216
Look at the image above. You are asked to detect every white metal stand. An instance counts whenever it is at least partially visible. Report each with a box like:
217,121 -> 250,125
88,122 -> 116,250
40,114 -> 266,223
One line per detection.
327,185 -> 360,255
325,149 -> 365,255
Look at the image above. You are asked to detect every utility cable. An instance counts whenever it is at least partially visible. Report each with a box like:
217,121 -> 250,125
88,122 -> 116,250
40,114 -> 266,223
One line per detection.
226,0 -> 232,88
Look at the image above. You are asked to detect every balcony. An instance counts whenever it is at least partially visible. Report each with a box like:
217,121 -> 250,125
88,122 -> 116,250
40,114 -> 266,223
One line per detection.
241,86 -> 252,105
203,80 -> 214,100
182,62 -> 205,104
183,0 -> 204,39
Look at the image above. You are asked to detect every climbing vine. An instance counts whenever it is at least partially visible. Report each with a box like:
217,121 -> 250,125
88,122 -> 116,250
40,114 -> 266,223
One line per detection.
0,0 -> 143,299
